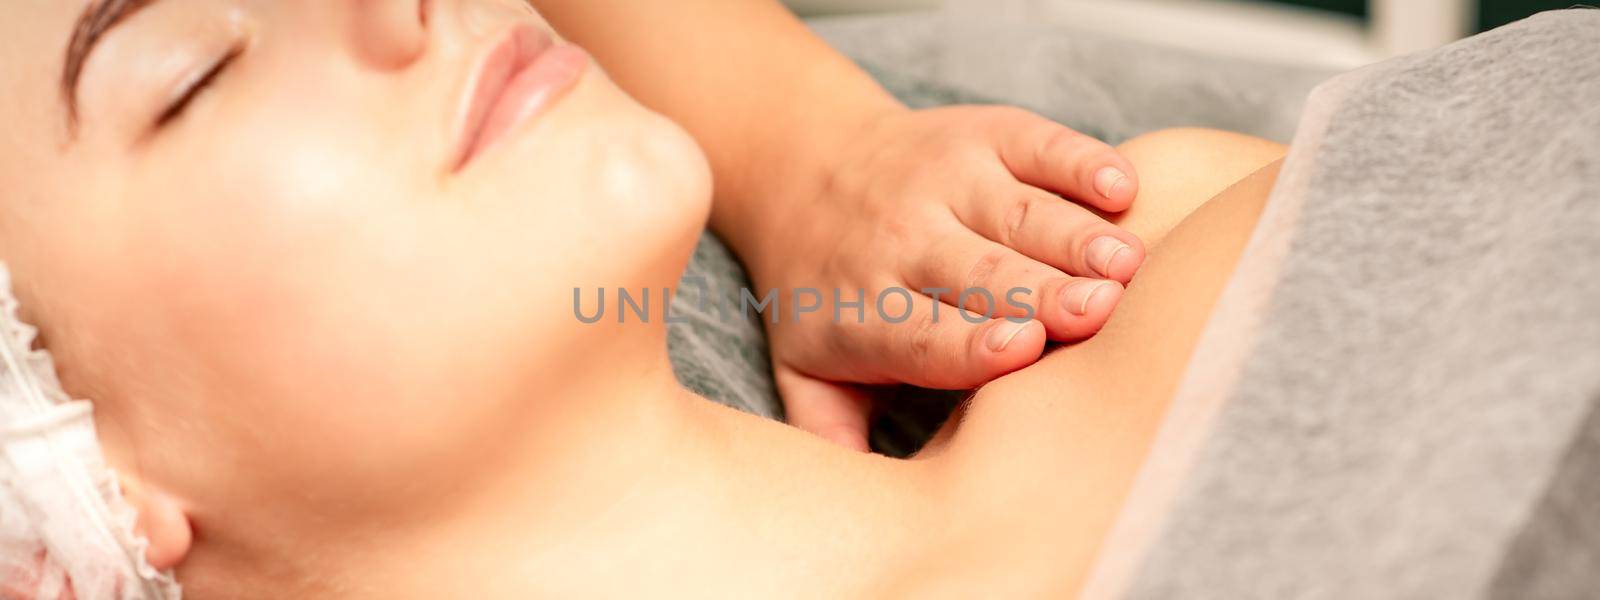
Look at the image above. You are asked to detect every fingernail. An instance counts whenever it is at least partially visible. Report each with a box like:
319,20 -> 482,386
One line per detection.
1061,280 -> 1113,316
1085,236 -> 1131,278
985,320 -> 1031,353
1094,167 -> 1129,200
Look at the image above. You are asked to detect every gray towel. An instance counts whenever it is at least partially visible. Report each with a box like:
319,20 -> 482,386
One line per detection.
1084,10 -> 1600,598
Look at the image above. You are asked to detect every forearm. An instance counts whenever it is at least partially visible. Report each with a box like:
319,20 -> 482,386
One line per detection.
529,0 -> 903,251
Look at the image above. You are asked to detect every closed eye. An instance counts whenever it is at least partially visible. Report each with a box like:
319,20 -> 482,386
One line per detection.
156,45 -> 242,127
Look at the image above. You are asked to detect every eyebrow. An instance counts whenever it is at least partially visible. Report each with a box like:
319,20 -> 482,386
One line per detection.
62,0 -> 158,131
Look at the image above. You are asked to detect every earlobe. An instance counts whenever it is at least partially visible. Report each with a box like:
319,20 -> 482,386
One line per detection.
118,475 -> 193,571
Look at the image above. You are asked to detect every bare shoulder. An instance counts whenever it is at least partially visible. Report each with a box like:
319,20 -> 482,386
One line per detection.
920,128 -> 1287,595
1108,127 -> 1288,246
931,126 -> 1288,446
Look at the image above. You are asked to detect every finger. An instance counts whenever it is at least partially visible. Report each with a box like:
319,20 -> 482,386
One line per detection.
988,108 -> 1140,212
775,365 -> 873,452
953,184 -> 1146,283
901,231 -> 1125,340
827,287 -> 1047,389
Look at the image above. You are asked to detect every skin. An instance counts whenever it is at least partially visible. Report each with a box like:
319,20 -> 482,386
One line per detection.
0,1 -> 1285,597
2,0 -> 715,590
531,0 -> 1152,449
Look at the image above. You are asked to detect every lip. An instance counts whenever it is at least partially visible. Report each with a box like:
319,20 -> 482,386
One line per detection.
451,24 -> 589,172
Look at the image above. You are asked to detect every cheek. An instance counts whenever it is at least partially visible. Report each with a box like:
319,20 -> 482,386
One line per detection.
107,129 -> 547,495
127,123 -> 405,315
79,72 -> 713,511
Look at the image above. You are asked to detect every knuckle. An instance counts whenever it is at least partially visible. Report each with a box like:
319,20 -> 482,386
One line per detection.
1038,125 -> 1089,165
905,310 -> 941,364
830,323 -> 874,365
1002,194 -> 1042,245
966,248 -> 1009,291
880,209 -> 918,245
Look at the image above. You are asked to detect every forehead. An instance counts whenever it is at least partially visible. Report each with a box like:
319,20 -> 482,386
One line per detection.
2,1 -> 82,90
0,1 -> 88,162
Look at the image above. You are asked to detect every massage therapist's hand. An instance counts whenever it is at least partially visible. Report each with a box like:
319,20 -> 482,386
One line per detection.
530,0 -> 1142,451
737,106 -> 1147,450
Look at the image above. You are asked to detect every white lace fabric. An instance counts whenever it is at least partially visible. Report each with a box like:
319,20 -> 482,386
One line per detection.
0,264 -> 179,599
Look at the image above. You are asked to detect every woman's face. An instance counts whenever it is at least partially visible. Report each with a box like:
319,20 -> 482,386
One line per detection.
0,0 -> 710,540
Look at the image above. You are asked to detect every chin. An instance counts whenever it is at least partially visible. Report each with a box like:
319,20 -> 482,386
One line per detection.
591,73 -> 714,232
598,131 -> 713,294
583,85 -> 714,278
643,112 -> 715,243
456,69 -> 713,294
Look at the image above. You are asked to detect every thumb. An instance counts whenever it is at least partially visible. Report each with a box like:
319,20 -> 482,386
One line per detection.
775,365 -> 874,453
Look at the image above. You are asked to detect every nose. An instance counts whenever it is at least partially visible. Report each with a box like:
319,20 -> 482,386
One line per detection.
346,0 -> 428,69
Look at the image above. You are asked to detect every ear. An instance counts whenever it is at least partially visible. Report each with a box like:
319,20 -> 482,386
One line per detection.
117,475 -> 193,571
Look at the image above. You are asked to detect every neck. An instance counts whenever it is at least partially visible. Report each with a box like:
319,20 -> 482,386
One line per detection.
382,371 -> 708,597
214,353 -> 946,598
